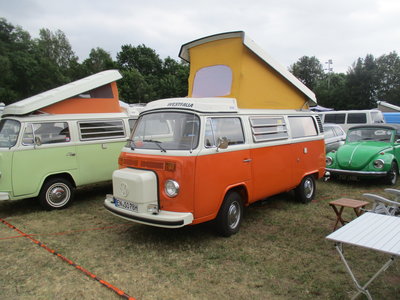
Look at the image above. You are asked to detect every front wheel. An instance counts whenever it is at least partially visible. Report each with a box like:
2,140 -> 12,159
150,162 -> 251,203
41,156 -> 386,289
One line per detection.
385,161 -> 398,185
295,175 -> 316,203
39,178 -> 75,210
215,191 -> 243,237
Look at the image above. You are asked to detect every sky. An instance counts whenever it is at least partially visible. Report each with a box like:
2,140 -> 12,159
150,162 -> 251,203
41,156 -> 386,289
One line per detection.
1,0 -> 400,73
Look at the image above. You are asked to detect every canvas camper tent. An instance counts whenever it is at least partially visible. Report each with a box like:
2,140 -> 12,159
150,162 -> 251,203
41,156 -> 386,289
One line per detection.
2,70 -> 124,116
179,31 -> 317,110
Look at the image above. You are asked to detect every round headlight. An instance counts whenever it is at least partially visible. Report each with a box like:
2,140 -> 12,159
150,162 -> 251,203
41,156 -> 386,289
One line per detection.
326,156 -> 333,166
165,180 -> 180,197
373,159 -> 384,169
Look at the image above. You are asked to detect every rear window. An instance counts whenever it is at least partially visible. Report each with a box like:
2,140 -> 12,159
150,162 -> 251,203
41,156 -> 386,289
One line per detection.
78,120 -> 126,140
324,113 -> 345,124
347,113 -> 367,124
289,117 -> 318,138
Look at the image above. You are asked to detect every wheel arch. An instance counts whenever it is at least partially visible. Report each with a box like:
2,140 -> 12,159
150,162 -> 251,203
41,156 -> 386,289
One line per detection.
41,172 -> 77,189
222,184 -> 248,206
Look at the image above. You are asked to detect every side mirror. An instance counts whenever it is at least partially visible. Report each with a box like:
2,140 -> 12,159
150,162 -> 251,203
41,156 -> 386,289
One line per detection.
34,136 -> 42,146
216,137 -> 229,151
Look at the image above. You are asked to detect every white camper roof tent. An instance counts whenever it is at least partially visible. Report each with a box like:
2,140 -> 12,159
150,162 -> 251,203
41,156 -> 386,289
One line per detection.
3,70 -> 122,116
179,31 -> 317,106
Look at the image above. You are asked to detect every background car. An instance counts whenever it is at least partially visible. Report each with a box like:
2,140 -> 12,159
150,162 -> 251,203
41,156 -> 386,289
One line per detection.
326,124 -> 400,185
323,124 -> 346,153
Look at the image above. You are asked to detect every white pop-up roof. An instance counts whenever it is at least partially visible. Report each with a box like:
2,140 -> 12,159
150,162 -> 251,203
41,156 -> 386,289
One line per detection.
3,70 -> 122,116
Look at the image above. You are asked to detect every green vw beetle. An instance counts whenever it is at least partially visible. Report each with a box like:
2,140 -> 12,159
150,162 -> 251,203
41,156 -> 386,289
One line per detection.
326,124 -> 400,185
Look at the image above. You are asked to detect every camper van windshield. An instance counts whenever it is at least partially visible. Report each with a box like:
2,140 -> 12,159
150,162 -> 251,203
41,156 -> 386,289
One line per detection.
130,112 -> 200,151
0,119 -> 21,148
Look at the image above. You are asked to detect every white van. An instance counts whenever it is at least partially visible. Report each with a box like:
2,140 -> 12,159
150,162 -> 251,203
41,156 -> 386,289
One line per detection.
0,70 -> 138,209
320,110 -> 385,131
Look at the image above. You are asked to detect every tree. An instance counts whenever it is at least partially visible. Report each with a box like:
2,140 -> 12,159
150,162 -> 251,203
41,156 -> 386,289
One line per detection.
344,54 -> 378,109
81,47 -> 116,76
375,52 -> 400,106
116,45 -> 188,103
289,56 -> 324,90
314,73 -> 348,109
0,18 -> 37,104
117,44 -> 162,76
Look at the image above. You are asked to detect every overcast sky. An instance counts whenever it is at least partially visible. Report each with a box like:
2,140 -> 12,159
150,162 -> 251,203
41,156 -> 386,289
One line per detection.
1,0 -> 399,73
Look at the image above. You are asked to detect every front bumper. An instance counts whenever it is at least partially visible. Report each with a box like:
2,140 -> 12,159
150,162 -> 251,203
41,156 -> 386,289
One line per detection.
104,196 -> 194,228
326,168 -> 387,177
0,192 -> 10,201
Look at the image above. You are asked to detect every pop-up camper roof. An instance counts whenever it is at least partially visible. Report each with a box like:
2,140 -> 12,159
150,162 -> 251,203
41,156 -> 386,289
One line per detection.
3,70 -> 123,116
179,31 -> 317,110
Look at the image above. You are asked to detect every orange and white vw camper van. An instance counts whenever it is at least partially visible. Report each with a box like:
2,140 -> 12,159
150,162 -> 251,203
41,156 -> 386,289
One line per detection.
104,32 -> 326,236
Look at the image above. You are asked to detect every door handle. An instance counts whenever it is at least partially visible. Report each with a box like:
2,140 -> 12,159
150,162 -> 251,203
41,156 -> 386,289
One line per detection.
66,152 -> 76,157
243,159 -> 252,163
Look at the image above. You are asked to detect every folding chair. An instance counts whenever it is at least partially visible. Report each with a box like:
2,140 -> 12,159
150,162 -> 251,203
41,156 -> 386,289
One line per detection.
363,192 -> 400,216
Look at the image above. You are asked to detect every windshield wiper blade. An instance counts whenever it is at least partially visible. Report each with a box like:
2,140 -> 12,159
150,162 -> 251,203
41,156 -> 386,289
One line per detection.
143,139 -> 167,152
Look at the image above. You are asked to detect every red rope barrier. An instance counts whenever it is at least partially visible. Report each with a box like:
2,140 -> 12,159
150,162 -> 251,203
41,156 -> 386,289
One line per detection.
0,218 -> 136,300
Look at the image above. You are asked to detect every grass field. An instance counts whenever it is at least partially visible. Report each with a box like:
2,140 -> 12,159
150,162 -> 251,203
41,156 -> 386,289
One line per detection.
0,179 -> 399,300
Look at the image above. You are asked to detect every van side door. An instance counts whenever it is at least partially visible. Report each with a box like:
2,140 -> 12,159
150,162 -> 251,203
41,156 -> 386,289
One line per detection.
12,122 -> 78,197
195,117 -> 251,219
75,119 -> 128,185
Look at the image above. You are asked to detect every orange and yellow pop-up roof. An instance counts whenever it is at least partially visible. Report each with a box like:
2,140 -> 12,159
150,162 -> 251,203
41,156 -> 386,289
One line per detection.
179,31 -> 317,110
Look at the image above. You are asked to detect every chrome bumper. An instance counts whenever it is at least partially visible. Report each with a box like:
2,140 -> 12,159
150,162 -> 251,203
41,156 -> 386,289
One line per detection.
104,196 -> 194,228
0,192 -> 10,201
326,168 -> 387,177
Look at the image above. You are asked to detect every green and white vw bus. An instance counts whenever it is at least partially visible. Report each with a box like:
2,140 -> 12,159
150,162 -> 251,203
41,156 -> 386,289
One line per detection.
0,70 -> 138,209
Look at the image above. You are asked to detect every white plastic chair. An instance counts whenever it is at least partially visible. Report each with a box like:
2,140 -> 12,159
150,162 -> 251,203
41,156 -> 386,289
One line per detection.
363,190 -> 400,216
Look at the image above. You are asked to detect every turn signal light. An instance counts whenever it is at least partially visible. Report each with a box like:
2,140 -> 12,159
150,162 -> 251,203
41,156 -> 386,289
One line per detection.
165,162 -> 176,172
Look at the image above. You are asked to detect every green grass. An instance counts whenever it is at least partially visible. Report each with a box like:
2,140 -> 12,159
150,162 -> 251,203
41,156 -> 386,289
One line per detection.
0,180 -> 399,299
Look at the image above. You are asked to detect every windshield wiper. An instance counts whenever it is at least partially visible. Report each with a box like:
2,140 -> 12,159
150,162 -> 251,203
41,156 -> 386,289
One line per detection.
143,139 -> 167,152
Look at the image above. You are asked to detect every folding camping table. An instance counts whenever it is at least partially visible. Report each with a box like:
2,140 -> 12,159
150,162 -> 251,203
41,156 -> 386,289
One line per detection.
326,212 -> 400,300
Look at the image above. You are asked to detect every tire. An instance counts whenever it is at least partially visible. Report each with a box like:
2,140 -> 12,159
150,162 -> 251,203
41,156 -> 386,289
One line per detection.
385,161 -> 398,185
295,175 -> 316,203
215,191 -> 243,237
39,178 -> 75,210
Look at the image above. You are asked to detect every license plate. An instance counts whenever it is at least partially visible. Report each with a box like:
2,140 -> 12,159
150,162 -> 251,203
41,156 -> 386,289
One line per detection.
114,198 -> 138,212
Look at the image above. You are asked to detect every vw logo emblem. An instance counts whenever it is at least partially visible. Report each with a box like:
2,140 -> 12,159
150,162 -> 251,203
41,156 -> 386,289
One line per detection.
120,182 -> 129,197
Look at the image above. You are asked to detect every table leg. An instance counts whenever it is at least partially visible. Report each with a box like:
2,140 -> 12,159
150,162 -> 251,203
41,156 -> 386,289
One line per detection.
335,243 -> 373,300
353,206 -> 366,217
331,205 -> 345,231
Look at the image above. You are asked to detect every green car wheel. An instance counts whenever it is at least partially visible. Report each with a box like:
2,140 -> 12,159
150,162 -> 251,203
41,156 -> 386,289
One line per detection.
385,161 -> 398,185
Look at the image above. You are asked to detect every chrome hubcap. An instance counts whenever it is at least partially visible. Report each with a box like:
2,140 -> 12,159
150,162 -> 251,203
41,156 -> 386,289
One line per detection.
304,179 -> 314,199
46,183 -> 70,206
228,201 -> 240,229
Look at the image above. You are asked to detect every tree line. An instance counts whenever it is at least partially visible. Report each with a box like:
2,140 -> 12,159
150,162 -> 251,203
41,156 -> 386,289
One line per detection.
0,18 -> 189,106
1,18 -> 399,110
290,53 -> 400,110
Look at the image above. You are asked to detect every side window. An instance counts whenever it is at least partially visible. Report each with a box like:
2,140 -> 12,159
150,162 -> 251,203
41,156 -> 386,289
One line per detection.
204,117 -> 244,147
78,120 -> 125,140
289,117 -> 318,138
324,113 -> 345,124
347,113 -> 367,124
250,116 -> 288,142
323,127 -> 335,138
23,122 -> 70,145
128,119 -> 137,133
